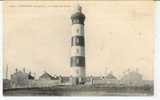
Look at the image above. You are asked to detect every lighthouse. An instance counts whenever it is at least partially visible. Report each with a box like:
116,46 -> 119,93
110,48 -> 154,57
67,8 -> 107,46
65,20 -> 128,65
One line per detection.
70,5 -> 86,84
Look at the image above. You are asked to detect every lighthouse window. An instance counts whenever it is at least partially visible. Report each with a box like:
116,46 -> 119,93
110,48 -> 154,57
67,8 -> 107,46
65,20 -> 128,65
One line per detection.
73,19 -> 77,23
76,70 -> 79,74
72,36 -> 84,46
76,29 -> 80,33
76,38 -> 79,44
76,19 -> 79,23
76,58 -> 79,64
76,49 -> 79,54
73,19 -> 79,24
73,20 -> 75,23
73,37 -> 76,44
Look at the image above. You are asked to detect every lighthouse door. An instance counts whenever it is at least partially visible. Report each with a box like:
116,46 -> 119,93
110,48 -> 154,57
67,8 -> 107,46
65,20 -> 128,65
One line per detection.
75,77 -> 79,84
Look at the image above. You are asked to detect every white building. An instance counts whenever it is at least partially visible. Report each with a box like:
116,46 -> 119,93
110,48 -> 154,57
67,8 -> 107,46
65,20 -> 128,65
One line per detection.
121,70 -> 143,86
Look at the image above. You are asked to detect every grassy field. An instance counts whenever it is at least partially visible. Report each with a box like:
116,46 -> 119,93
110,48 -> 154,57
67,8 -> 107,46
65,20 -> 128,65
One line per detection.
3,85 -> 153,96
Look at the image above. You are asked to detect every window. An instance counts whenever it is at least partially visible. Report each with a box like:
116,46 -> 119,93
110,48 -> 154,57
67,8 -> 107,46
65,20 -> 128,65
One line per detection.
76,19 -> 79,23
76,58 -> 79,64
76,70 -> 79,74
73,19 -> 79,24
73,20 -> 76,23
76,38 -> 79,44
76,29 -> 80,33
73,37 -> 76,43
76,49 -> 79,54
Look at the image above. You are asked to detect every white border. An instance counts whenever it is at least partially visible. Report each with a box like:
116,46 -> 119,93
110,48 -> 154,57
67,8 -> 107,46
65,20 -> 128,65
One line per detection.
0,0 -> 3,98
0,1 -> 160,100
155,1 -> 160,97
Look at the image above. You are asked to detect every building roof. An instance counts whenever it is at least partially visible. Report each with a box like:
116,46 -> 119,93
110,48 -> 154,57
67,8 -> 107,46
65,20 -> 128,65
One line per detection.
105,73 -> 117,79
39,72 -> 53,79
28,74 -> 34,79
11,70 -> 35,80
121,70 -> 143,81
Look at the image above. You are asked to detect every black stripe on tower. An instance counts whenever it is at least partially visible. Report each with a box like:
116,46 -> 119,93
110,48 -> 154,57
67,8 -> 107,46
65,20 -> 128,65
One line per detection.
71,36 -> 85,46
71,56 -> 85,67
72,19 -> 85,25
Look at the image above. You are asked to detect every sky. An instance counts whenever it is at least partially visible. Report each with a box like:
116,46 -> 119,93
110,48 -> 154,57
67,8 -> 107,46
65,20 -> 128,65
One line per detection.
3,1 -> 154,80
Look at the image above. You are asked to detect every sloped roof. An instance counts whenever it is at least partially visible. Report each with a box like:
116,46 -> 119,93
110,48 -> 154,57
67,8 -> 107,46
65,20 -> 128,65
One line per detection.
105,73 -> 117,79
121,70 -> 143,81
28,74 -> 34,79
39,72 -> 53,79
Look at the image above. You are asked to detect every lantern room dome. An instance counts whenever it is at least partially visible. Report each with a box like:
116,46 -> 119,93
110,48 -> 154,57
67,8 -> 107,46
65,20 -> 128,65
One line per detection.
71,12 -> 85,20
71,5 -> 85,25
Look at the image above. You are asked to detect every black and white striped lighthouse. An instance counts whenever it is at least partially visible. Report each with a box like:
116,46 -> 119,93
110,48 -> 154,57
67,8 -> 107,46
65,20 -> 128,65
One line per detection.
70,5 -> 86,84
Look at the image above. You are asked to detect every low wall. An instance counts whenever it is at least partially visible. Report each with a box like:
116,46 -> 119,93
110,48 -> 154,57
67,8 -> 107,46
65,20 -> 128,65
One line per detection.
10,79 -> 61,88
